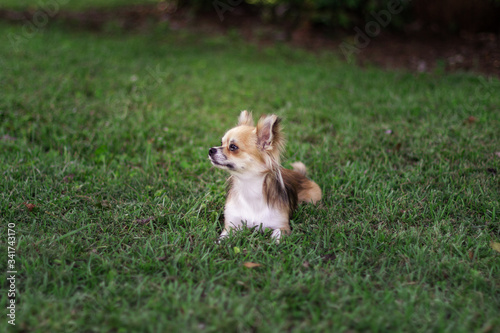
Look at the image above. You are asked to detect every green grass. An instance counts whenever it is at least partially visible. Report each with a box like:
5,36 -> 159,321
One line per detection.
1,20 -> 499,333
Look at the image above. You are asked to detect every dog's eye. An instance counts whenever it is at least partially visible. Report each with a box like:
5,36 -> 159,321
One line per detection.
229,144 -> 238,151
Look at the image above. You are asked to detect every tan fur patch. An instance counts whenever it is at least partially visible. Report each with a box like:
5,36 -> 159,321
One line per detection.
297,180 -> 322,204
238,110 -> 254,126
223,125 -> 265,164
262,167 -> 322,216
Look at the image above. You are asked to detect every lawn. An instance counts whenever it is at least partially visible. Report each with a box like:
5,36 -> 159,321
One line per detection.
1,16 -> 499,333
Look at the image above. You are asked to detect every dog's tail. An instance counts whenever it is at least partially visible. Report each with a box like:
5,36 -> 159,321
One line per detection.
291,162 -> 307,176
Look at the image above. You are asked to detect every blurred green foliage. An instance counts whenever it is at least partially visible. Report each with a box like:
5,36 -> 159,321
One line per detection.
207,0 -> 414,29
194,0 -> 499,31
1,0 -> 498,32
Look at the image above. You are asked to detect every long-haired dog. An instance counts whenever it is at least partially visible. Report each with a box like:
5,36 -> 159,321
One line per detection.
208,111 -> 321,242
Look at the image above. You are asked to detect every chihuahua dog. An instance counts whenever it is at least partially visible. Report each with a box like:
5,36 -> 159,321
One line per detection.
208,111 -> 321,242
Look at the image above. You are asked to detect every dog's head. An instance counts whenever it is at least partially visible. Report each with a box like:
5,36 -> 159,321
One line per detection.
208,111 -> 285,175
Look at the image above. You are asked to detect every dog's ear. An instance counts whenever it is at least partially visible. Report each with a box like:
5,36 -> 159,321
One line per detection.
238,110 -> 254,126
257,114 -> 283,151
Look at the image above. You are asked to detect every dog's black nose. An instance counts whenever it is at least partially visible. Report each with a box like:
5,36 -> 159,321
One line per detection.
209,147 -> 217,156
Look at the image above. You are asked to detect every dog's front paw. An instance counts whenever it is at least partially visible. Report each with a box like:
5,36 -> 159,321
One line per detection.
271,228 -> 290,244
271,229 -> 281,242
271,229 -> 285,244
216,230 -> 229,244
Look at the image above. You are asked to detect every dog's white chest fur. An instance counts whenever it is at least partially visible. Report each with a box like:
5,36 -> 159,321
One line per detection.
223,175 -> 288,234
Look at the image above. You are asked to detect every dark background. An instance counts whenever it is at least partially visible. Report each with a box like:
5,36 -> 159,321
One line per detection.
1,0 -> 499,76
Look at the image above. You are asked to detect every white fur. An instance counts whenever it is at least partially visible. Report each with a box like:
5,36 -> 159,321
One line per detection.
220,174 -> 288,242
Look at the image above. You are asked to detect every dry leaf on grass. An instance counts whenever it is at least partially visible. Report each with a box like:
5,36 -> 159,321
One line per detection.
62,174 -> 74,183
394,142 -> 402,152
322,253 -> 336,262
136,217 -> 155,224
464,116 -> 478,124
23,202 -> 36,212
97,200 -> 111,209
490,242 -> 500,253
243,262 -> 262,268
482,324 -> 495,333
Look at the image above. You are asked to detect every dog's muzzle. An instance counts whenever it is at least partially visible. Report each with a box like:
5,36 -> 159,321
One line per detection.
208,147 -> 235,170
208,147 -> 218,157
